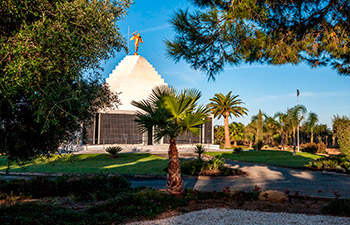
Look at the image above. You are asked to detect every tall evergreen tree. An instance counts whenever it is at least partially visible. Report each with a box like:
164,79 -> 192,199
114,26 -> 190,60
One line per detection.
0,0 -> 130,162
166,0 -> 350,79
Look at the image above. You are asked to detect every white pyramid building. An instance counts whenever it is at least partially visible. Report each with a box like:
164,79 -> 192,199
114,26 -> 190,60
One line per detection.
106,55 -> 167,110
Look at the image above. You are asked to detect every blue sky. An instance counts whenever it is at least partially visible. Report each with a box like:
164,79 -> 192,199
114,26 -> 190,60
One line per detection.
101,0 -> 350,127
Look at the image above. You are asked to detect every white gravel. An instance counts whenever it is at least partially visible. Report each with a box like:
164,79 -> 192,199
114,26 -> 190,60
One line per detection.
126,208 -> 350,225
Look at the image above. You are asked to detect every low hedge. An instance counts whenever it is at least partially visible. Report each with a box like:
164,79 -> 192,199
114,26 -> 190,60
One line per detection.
308,154 -> 350,173
0,173 -> 130,200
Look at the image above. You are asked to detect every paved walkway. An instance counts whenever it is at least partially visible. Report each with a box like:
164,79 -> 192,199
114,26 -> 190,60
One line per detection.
130,153 -> 350,199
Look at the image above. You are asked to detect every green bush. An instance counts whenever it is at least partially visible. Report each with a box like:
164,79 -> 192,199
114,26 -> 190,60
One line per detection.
0,173 -> 130,200
0,202 -> 87,225
308,155 -> 350,173
321,199 -> 350,216
233,147 -> 243,154
301,143 -> 318,154
87,189 -> 188,223
105,146 -> 123,158
181,158 -> 241,176
301,143 -> 327,154
0,188 -> 189,225
317,143 -> 327,154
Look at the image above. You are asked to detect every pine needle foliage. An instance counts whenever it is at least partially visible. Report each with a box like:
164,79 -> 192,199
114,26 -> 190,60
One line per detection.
166,0 -> 350,79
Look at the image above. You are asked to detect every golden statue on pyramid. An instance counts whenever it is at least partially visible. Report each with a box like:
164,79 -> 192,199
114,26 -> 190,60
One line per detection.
130,31 -> 143,55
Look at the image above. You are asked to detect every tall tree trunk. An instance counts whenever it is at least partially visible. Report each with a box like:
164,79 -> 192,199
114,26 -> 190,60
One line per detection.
310,128 -> 314,144
167,137 -> 183,195
234,140 -> 237,147
281,132 -> 284,150
224,114 -> 230,148
293,127 -> 296,155
147,127 -> 153,145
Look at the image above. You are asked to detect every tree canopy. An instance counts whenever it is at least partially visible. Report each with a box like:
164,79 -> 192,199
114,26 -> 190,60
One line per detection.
166,0 -> 350,79
0,0 -> 131,162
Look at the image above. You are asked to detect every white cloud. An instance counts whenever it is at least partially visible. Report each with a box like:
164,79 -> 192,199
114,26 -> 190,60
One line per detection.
225,65 -> 268,70
138,24 -> 171,33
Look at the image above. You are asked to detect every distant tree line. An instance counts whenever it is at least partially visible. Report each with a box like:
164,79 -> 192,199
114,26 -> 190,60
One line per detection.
214,107 -> 350,155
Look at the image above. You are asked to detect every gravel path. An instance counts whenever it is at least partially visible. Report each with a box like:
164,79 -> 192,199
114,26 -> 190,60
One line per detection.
126,208 -> 350,225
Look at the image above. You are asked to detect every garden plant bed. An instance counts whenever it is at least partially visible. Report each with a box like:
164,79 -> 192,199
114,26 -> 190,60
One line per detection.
180,158 -> 246,176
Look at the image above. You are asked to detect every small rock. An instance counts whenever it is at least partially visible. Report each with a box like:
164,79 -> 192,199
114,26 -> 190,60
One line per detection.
258,190 -> 288,203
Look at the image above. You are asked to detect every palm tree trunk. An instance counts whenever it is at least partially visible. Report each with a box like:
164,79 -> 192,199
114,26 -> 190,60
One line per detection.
167,137 -> 183,195
224,115 -> 230,148
147,127 -> 153,145
281,132 -> 284,150
234,140 -> 237,147
293,127 -> 296,156
310,128 -> 314,144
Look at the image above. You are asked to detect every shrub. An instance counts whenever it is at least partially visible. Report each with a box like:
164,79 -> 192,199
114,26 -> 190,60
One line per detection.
332,115 -> 350,155
87,189 -> 188,223
194,144 -> 205,161
233,147 -> 243,154
321,199 -> 350,216
0,202 -> 87,225
317,143 -> 327,154
181,160 -> 204,175
0,173 -> 131,200
105,146 -> 123,158
308,155 -> 350,173
301,143 -> 318,154
206,157 -> 224,170
181,158 -> 242,176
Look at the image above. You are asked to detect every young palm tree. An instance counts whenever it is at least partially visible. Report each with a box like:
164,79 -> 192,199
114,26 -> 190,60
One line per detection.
208,92 -> 248,149
229,122 -> 245,147
214,125 -> 225,144
132,86 -> 208,195
287,105 -> 307,155
274,112 -> 288,150
304,112 -> 319,144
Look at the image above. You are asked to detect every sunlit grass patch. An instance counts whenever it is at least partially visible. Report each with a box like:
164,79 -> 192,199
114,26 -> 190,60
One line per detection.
0,153 -> 168,175
206,150 -> 323,167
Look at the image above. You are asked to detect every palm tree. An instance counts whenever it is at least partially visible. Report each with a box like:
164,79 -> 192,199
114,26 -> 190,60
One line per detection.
132,86 -> 208,195
229,122 -> 245,147
304,112 -> 319,144
208,92 -> 248,149
287,105 -> 307,155
274,112 -> 288,150
214,125 -> 225,145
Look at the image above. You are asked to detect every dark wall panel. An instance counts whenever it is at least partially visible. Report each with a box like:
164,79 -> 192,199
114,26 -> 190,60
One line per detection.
204,119 -> 213,144
98,113 -> 143,144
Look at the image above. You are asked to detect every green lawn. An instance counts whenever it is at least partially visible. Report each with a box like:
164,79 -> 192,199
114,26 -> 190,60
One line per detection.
206,150 -> 323,167
0,153 -> 168,175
